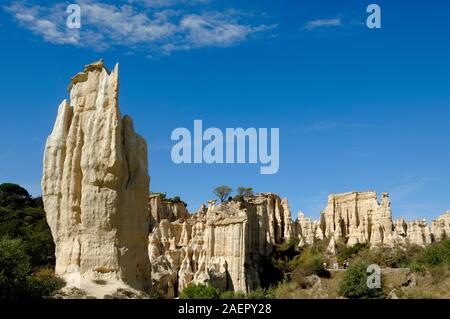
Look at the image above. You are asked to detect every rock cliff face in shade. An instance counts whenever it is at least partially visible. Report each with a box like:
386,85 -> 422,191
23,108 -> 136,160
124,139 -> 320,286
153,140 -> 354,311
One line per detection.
42,60 -> 151,296
148,193 -> 294,297
148,194 -> 189,230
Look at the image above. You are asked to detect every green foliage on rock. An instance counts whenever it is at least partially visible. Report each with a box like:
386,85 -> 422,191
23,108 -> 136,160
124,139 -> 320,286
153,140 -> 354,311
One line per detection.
336,242 -> 369,264
179,284 -> 220,299
236,187 -> 254,197
338,261 -> 383,299
213,185 -> 232,202
420,239 -> 450,267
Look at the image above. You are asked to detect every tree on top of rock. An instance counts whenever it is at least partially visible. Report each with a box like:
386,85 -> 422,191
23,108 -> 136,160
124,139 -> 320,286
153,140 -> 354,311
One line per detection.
213,185 -> 232,202
237,187 -> 254,197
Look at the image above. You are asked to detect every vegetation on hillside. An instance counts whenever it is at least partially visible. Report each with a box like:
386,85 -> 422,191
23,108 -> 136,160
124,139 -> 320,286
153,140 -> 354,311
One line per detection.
0,183 -> 64,299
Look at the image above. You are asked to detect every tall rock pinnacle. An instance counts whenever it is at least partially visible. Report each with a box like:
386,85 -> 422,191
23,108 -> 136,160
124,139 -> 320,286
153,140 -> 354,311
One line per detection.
42,60 -> 151,295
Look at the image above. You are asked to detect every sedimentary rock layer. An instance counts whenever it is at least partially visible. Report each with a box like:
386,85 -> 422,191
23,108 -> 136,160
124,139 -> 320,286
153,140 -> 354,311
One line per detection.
296,191 -> 449,248
149,194 -> 189,230
148,193 -> 294,297
42,60 -> 151,294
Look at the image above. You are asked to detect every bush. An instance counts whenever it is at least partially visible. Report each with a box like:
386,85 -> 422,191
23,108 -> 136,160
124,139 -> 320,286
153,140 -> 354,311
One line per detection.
338,261 -> 383,299
420,239 -> 450,267
337,243 -> 369,264
0,236 -> 63,299
0,236 -> 32,299
409,262 -> 427,275
179,284 -> 220,299
247,288 -> 269,299
27,268 -> 65,299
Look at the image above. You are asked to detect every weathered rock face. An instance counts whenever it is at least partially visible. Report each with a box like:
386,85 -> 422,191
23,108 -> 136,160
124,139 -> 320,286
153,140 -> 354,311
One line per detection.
42,60 -> 151,295
405,219 -> 432,247
318,191 -> 394,247
149,193 -> 293,297
431,212 -> 450,242
299,191 -> 446,249
149,194 -> 189,230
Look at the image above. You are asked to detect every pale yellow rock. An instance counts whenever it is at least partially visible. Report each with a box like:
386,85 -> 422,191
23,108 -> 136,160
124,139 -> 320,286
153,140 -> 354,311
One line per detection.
320,191 -> 394,247
42,61 -> 151,296
149,193 -> 294,297
149,194 -> 189,230
431,212 -> 450,241
406,219 -> 432,247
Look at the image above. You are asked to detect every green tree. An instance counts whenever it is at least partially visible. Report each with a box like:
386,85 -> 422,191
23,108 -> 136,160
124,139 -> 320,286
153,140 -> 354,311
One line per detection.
0,236 -> 32,299
0,236 -> 63,299
236,187 -> 254,197
0,183 -> 32,208
213,185 -> 232,202
338,261 -> 383,299
179,284 -> 220,299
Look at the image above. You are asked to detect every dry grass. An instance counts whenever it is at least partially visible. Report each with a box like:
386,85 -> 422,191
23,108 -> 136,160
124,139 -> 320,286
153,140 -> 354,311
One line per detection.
270,267 -> 450,299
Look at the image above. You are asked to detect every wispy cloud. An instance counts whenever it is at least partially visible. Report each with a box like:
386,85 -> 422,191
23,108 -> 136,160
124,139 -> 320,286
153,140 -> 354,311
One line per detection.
3,0 -> 275,54
128,0 -> 212,8
390,177 -> 433,201
305,18 -> 341,31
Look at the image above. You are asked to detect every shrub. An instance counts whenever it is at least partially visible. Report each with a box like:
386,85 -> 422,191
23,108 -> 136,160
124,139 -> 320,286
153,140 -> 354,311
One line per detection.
0,236 -> 32,299
409,262 -> 426,275
27,268 -> 65,299
420,239 -> 450,267
172,196 -> 181,203
179,284 -> 220,299
337,243 -> 369,264
247,288 -> 269,299
338,261 -> 383,299
0,236 -> 63,299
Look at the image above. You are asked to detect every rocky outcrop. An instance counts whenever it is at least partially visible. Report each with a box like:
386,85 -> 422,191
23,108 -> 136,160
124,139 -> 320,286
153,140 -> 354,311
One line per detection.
149,193 -> 294,297
298,191 -> 446,249
405,219 -> 432,247
42,60 -> 151,296
318,191 -> 394,247
149,194 -> 189,230
431,212 -> 450,242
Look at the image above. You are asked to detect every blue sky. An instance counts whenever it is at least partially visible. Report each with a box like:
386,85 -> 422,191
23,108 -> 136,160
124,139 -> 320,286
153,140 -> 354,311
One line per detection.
0,0 -> 449,220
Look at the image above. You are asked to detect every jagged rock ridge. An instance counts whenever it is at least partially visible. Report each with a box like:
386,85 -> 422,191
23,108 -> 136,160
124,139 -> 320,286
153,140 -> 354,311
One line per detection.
149,193 -> 294,297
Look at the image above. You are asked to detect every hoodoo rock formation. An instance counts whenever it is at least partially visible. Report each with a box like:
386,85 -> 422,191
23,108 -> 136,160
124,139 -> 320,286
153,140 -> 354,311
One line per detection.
148,193 -> 294,297
149,194 -> 189,230
42,61 -> 449,298
294,191 -> 449,249
42,60 -> 151,296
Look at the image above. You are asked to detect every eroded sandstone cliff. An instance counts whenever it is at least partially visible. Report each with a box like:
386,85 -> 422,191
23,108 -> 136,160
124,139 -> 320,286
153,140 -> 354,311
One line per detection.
42,61 -> 449,299
148,193 -> 294,297
295,191 -> 449,249
42,60 -> 151,296
149,194 -> 189,230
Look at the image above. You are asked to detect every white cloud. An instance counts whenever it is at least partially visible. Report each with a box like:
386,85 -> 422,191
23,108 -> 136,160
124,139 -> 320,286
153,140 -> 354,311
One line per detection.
4,2 -> 80,44
129,0 -> 212,8
390,177 -> 433,200
3,0 -> 274,54
305,18 -> 341,31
